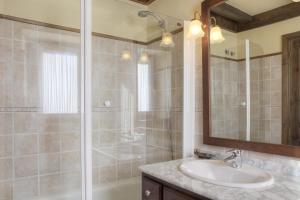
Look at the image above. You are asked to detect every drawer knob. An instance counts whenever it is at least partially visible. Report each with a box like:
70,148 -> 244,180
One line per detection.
145,190 -> 151,197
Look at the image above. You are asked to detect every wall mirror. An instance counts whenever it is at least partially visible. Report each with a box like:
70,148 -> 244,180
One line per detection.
202,0 -> 300,157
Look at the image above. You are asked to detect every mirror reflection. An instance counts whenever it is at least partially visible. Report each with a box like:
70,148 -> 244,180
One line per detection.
209,0 -> 300,146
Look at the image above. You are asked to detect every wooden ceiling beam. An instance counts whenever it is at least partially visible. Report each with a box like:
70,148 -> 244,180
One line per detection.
211,12 -> 238,32
238,3 -> 300,32
211,3 -> 252,23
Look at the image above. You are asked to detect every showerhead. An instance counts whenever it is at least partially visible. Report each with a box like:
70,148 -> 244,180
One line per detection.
138,10 -> 175,48
138,10 -> 166,30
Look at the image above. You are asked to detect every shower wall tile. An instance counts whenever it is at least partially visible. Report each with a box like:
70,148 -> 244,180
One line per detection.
39,153 -> 60,174
39,134 -> 60,153
0,62 -> 13,107
0,39 -> 12,62
14,155 -> 38,178
13,22 -> 38,42
0,19 -> 13,39
39,174 -> 62,195
61,132 -> 81,151
61,171 -> 81,192
99,165 -> 117,183
13,177 -> 38,200
117,162 -> 132,179
0,136 -> 12,157
14,134 -> 38,156
61,151 -> 81,171
0,181 -> 12,200
0,18 -> 83,199
0,158 -> 13,180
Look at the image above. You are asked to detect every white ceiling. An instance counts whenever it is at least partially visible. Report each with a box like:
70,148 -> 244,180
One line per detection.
227,0 -> 293,15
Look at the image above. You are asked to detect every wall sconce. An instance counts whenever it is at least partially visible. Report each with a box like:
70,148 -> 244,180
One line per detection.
210,17 -> 225,44
160,31 -> 175,48
121,50 -> 131,61
139,52 -> 149,63
188,11 -> 205,38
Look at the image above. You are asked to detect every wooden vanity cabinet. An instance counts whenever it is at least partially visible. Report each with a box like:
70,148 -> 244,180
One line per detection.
142,174 -> 211,200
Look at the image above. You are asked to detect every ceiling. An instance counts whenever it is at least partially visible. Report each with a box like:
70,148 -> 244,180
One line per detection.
129,0 -> 157,5
227,0 -> 293,15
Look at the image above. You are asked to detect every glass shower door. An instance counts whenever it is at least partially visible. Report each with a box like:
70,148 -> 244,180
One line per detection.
0,1 -> 83,199
91,0 -> 184,199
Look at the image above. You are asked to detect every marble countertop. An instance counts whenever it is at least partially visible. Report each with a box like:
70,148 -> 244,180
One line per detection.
139,159 -> 300,200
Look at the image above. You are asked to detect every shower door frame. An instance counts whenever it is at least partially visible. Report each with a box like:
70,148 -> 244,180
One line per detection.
80,0 -> 93,199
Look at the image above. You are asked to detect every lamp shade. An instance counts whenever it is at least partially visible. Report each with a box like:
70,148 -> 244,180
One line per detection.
160,32 -> 175,48
189,19 -> 205,38
210,26 -> 225,44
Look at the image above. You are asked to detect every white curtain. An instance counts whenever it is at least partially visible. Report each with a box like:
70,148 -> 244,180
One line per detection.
42,52 -> 78,114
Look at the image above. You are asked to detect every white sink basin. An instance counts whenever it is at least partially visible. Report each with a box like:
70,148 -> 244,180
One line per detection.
179,160 -> 274,189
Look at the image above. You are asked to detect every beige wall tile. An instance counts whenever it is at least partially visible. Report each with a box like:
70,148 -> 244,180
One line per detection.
0,19 -> 13,39
0,62 -> 13,107
13,177 -> 38,200
13,22 -> 38,42
61,151 -> 81,171
39,134 -> 60,153
14,156 -> 38,178
61,171 -> 81,191
61,133 -> 80,151
99,165 -> 117,183
0,39 -> 12,62
39,153 -> 60,174
14,134 -> 37,156
40,174 -> 62,196
0,181 -> 12,200
0,136 -> 12,157
0,158 -> 12,180
117,162 -> 131,180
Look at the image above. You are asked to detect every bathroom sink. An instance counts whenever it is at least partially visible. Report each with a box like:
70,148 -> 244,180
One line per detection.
179,160 -> 274,189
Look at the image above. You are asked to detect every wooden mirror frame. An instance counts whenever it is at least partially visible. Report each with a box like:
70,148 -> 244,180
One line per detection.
201,0 -> 300,157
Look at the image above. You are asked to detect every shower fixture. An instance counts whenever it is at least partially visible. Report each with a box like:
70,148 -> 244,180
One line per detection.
138,10 -> 166,30
138,10 -> 175,48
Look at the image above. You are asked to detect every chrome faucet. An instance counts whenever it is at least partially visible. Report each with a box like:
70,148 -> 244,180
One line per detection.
224,149 -> 242,168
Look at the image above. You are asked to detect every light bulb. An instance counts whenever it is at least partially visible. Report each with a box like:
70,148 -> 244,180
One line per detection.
121,50 -> 131,61
139,52 -> 149,63
160,32 -> 175,48
210,26 -> 225,44
189,19 -> 204,38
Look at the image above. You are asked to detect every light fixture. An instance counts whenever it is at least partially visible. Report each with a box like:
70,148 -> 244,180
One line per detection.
139,52 -> 149,63
137,10 -> 175,48
121,50 -> 131,61
188,11 -> 205,38
160,31 -> 175,48
210,17 -> 225,44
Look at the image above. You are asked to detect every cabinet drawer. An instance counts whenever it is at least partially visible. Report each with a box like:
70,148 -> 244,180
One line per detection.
142,176 -> 162,200
163,187 -> 197,200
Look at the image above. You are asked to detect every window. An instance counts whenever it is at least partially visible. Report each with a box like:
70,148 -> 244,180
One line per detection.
138,64 -> 150,112
42,52 -> 78,114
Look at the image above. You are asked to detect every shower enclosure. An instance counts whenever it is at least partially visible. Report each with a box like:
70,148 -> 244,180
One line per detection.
0,0 -> 184,199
